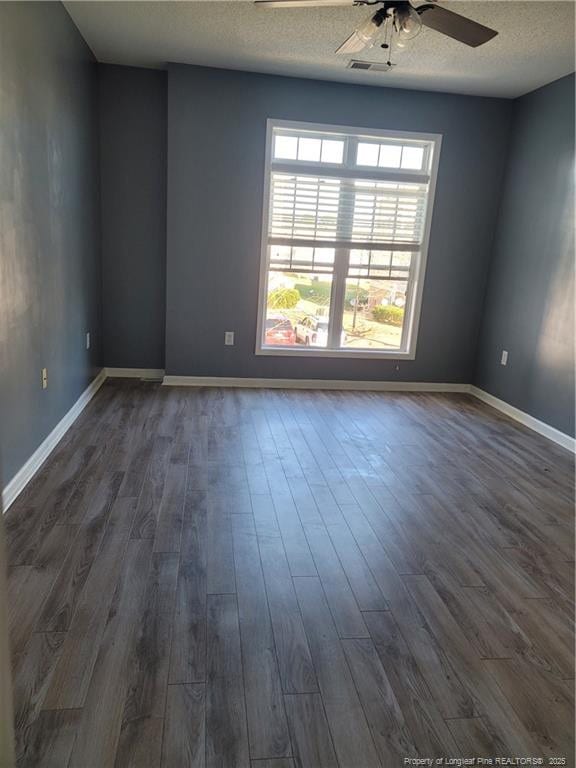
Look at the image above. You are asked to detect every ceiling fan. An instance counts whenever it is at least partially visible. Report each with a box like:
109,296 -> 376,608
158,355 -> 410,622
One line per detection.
254,0 -> 498,55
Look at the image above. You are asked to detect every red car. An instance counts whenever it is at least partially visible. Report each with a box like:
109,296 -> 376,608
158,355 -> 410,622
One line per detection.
265,314 -> 296,346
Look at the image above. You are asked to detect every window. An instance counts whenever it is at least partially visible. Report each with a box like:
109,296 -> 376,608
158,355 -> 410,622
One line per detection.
256,120 -> 441,358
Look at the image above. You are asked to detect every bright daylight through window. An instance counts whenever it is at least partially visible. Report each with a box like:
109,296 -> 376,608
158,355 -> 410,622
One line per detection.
257,120 -> 440,358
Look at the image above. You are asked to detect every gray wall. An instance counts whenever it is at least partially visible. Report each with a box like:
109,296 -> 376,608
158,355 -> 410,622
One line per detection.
475,74 -> 575,436
99,64 -> 167,369
166,64 -> 513,382
0,2 -> 101,486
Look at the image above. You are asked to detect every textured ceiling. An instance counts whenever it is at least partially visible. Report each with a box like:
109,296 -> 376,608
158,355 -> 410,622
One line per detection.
65,0 -> 575,97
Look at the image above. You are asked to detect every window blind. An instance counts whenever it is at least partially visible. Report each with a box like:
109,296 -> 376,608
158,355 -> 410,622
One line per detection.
268,172 -> 429,249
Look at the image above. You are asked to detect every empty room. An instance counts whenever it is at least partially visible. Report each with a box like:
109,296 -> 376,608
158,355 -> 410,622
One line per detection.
0,0 -> 574,766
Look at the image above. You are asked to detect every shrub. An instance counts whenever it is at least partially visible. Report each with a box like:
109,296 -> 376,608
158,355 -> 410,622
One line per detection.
267,287 -> 300,310
372,305 -> 404,326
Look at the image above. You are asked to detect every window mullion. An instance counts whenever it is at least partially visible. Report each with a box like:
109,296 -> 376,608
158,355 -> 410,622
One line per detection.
344,136 -> 357,169
327,141 -> 355,350
328,249 -> 348,349
399,251 -> 419,352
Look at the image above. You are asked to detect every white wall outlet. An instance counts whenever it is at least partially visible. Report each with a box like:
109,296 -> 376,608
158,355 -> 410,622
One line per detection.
224,331 -> 235,346
41,368 -> 48,389
86,332 -> 91,350
500,350 -> 508,366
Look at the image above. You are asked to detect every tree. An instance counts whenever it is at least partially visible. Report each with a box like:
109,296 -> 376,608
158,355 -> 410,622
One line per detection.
267,287 -> 300,310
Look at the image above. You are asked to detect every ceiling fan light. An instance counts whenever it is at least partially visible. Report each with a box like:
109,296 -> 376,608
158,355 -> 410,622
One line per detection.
355,11 -> 385,48
335,7 -> 387,55
395,5 -> 422,42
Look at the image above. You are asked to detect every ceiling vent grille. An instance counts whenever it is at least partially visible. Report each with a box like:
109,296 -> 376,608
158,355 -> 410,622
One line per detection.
347,60 -> 394,72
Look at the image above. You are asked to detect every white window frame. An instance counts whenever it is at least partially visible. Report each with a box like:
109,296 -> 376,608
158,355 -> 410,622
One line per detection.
255,119 -> 442,360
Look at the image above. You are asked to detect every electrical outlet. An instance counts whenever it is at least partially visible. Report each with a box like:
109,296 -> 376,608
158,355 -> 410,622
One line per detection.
500,350 -> 508,366
86,332 -> 90,350
224,331 -> 235,346
41,368 -> 48,389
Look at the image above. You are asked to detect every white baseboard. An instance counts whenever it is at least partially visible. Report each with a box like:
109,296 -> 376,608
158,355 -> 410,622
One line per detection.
104,367 -> 165,380
469,386 -> 575,453
2,369 -> 107,512
162,375 -> 471,393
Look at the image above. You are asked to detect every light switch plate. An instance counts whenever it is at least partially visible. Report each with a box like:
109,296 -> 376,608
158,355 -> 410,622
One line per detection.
225,331 -> 235,346
501,350 -> 508,366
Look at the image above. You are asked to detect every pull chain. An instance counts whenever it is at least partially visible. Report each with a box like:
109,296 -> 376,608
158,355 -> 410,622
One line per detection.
380,12 -> 395,68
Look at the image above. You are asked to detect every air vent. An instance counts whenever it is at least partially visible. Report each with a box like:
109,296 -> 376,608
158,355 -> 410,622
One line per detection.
347,60 -> 394,72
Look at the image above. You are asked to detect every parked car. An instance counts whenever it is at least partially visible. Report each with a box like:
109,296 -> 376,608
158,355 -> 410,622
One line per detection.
295,316 -> 329,346
265,314 -> 296,346
294,316 -> 346,347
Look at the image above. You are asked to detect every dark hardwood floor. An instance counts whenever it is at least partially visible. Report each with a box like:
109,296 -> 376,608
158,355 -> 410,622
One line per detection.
5,380 -> 575,767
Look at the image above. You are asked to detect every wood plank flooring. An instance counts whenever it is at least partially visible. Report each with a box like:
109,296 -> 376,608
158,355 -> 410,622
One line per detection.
5,380 -> 575,767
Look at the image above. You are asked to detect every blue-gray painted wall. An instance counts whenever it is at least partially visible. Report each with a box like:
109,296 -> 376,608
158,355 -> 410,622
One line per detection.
166,64 -> 513,382
0,2 -> 101,487
98,64 -> 167,369
475,74 -> 575,437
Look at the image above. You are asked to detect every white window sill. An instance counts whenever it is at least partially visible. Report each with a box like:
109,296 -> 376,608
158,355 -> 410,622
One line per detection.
255,346 -> 416,361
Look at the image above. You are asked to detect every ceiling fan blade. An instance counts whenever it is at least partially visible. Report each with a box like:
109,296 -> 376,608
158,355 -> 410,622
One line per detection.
335,29 -> 370,54
417,4 -> 497,47
256,0 -> 355,7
